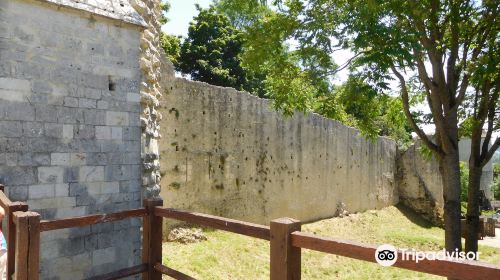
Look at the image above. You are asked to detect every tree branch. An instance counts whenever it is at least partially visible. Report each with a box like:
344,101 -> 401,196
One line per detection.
481,137 -> 499,168
391,65 -> 443,155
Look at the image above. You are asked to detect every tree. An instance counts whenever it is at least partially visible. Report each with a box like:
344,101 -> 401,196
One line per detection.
176,6 -> 266,97
215,2 -> 411,144
160,33 -> 181,65
459,19 -> 499,252
224,0 -> 499,253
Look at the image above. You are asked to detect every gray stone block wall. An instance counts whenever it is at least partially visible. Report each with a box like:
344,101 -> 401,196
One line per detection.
0,0 -> 144,278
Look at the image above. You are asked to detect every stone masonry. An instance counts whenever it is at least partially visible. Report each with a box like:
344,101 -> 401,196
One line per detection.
130,0 -> 171,199
0,0 -> 151,278
159,80 -> 399,228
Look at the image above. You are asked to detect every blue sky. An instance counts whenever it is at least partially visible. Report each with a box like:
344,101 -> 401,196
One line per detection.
162,0 -> 212,37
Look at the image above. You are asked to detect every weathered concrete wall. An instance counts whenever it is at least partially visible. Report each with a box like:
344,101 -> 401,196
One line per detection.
458,138 -> 494,200
159,79 -> 399,226
397,143 -> 444,225
0,0 -> 145,278
398,139 -> 495,225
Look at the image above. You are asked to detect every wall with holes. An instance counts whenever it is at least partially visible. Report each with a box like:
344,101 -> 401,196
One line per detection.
0,0 -> 147,278
159,78 -> 399,227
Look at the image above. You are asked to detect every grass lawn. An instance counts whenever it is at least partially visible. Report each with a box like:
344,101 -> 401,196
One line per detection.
162,205 -> 500,279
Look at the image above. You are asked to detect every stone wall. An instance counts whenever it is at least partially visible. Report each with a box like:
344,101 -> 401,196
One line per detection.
159,79 -> 399,227
0,0 -> 146,278
130,0 -> 173,199
397,143 -> 444,225
398,139 -> 495,225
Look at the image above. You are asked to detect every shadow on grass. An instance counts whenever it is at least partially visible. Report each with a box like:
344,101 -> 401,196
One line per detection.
396,203 -> 436,229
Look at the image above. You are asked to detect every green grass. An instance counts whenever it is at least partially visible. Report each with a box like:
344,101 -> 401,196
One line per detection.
162,205 -> 500,280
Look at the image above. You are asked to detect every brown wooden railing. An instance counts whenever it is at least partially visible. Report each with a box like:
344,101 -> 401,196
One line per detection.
1,186 -> 499,280
0,184 -> 29,280
152,206 -> 500,280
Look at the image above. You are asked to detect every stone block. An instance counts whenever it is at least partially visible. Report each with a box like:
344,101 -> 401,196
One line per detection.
38,166 -> 65,183
31,79 -> 53,94
29,184 -> 55,199
79,166 -> 105,182
57,107 -> 84,124
0,166 -> 36,186
64,97 -> 79,107
111,127 -> 122,140
63,124 -> 74,139
0,102 -> 35,121
64,167 -> 80,183
22,122 -> 44,137
0,121 -> 22,137
70,153 -> 87,166
92,247 -> 116,265
86,153 -> 108,165
95,126 -> 111,140
97,100 -> 109,109
35,105 -> 58,122
74,125 -> 95,139
51,153 -> 70,166
6,185 -> 28,201
55,183 -> 69,197
79,98 -> 97,109
106,111 -> 128,126
44,123 -> 63,138
27,197 -> 76,209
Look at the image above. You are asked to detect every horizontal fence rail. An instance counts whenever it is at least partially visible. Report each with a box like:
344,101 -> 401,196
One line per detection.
291,231 -> 500,280
154,207 -> 271,240
155,208 -> 500,280
39,208 -> 147,232
87,263 -> 148,280
154,263 -> 197,280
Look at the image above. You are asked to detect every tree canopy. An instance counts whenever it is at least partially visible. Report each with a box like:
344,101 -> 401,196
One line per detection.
216,0 -> 499,253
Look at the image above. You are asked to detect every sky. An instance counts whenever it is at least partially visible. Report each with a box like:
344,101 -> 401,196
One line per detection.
162,0 -> 212,37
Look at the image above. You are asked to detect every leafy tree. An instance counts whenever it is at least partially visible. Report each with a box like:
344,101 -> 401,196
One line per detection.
160,33 -> 181,65
222,0 -> 499,253
159,0 -> 171,25
176,6 -> 266,97
215,2 -> 411,144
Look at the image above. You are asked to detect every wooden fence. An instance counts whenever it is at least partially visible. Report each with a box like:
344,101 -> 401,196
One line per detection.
1,184 -> 500,279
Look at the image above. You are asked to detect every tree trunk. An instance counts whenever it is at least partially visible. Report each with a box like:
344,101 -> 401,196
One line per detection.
440,151 -> 463,252
465,165 -> 482,254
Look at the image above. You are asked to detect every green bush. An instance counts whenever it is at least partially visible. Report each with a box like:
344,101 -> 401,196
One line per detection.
460,161 -> 469,202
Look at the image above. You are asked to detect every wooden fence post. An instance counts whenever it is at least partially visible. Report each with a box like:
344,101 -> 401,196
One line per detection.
27,212 -> 40,280
270,218 -> 301,280
8,202 -> 28,280
142,198 -> 164,280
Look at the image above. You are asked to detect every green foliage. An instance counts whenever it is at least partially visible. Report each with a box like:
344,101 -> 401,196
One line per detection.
176,6 -> 266,97
213,0 -> 271,28
159,1 -> 171,25
459,162 -> 469,203
493,163 -> 500,200
160,33 -> 181,65
215,0 -> 412,144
